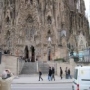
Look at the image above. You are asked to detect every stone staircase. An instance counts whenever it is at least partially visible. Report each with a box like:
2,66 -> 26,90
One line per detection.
38,61 -> 49,74
21,61 -> 49,74
21,62 -> 37,74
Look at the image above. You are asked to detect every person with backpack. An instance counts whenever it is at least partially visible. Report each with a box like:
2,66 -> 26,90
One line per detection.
38,69 -> 43,81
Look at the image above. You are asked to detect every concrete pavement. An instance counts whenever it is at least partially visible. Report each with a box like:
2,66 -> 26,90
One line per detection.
12,74 -> 73,84
11,83 -> 72,90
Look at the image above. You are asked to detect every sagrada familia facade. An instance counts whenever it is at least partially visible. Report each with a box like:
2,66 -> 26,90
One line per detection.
0,0 -> 89,62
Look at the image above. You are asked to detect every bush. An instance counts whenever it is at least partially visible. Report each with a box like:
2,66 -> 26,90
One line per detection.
54,58 -> 66,62
73,56 -> 79,62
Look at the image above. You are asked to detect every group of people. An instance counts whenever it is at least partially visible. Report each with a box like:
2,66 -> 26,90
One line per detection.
65,67 -> 72,79
38,67 -> 55,81
60,67 -> 72,79
48,67 -> 55,81
38,66 -> 71,81
1,69 -> 13,79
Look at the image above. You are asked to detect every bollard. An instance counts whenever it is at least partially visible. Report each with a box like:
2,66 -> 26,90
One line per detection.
0,77 -> 2,90
0,76 -> 14,90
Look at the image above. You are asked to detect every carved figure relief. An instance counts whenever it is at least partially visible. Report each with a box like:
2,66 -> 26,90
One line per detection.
26,14 -> 33,23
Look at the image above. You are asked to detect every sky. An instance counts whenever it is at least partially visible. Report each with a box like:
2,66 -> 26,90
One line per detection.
84,0 -> 90,25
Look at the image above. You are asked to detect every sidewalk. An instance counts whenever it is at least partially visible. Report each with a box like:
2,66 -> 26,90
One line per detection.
12,74 -> 73,84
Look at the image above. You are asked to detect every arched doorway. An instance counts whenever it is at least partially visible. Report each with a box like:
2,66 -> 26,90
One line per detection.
24,45 -> 29,59
48,48 -> 51,61
30,46 -> 35,62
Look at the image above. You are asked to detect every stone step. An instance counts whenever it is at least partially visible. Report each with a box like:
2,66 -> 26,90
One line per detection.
21,62 -> 49,74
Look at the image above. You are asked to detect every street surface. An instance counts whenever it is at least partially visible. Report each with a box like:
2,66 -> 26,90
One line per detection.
11,83 -> 72,90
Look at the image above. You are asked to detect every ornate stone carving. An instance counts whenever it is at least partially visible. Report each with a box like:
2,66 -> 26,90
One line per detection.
26,14 -> 33,23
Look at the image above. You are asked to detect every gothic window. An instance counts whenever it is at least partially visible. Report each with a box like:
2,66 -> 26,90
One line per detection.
80,40 -> 83,45
37,0 -> 39,4
30,0 -> 33,4
10,12 -> 12,18
10,0 -> 12,4
26,14 -> 33,23
6,16 -> 10,23
47,16 -> 52,24
25,0 -> 28,4
48,30 -> 51,35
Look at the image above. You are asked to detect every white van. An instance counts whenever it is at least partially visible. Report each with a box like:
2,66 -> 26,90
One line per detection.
72,66 -> 90,90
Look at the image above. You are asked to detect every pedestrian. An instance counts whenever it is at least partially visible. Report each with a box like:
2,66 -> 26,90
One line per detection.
38,69 -> 43,81
60,67 -> 63,79
65,67 -> 68,79
2,70 -> 7,79
1,69 -> 13,79
51,67 -> 55,81
48,67 -> 52,81
68,68 -> 72,79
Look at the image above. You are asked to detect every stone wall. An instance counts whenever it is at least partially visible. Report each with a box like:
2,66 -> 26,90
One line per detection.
1,55 -> 25,76
56,58 -> 90,77
39,59 -> 90,77
0,63 -> 5,76
17,57 -> 25,75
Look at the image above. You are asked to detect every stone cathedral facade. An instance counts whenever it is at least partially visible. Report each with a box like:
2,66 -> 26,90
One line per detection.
0,0 -> 89,62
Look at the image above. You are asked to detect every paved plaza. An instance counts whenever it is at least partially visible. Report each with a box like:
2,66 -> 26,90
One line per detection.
12,74 -> 73,84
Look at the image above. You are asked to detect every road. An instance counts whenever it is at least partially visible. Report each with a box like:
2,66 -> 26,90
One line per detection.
11,83 -> 72,90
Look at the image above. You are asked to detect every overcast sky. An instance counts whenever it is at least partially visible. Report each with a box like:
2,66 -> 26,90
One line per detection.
84,0 -> 90,25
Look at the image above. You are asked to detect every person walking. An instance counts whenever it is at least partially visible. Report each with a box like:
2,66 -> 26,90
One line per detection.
68,68 -> 72,79
38,70 -> 43,81
60,67 -> 63,79
51,67 -> 55,81
65,67 -> 68,79
48,67 -> 52,81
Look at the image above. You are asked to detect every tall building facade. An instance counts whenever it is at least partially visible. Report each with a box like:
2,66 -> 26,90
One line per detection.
0,0 -> 89,61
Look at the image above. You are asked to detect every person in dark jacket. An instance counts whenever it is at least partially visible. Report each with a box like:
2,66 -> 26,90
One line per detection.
48,67 -> 52,81
38,70 -> 43,81
68,68 -> 72,79
60,67 -> 63,79
51,67 -> 55,81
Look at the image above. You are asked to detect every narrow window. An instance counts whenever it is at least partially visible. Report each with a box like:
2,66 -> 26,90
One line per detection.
47,16 -> 52,24
30,0 -> 33,4
37,0 -> 39,4
6,16 -> 10,23
25,0 -> 28,4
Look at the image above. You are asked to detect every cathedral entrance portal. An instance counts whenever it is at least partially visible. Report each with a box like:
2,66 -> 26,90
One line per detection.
24,45 -> 29,59
31,46 -> 35,62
